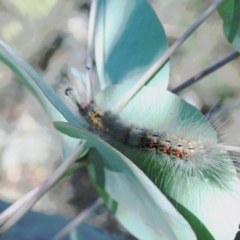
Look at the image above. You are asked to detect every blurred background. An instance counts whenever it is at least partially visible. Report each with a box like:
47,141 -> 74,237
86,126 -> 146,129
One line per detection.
0,0 -> 239,239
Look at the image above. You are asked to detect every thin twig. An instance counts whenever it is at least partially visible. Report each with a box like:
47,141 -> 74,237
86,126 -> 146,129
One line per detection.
0,142 -> 87,236
52,198 -> 104,240
0,188 -> 39,226
86,0 -> 98,101
115,0 -> 224,110
171,51 -> 240,93
217,144 -> 240,153
0,41 -> 81,128
207,98 -> 240,119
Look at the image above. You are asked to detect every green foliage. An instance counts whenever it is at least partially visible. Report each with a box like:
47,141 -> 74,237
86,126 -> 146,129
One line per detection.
218,0 -> 240,51
95,0 -> 169,89
0,41 -> 81,158
0,0 -> 240,239
94,82 -> 240,240
54,121 -> 196,240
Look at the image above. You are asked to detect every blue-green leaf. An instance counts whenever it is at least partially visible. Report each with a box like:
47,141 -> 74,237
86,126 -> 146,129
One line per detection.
94,83 -> 240,240
95,0 -> 169,90
0,41 -> 82,158
218,0 -> 240,51
54,121 -> 197,240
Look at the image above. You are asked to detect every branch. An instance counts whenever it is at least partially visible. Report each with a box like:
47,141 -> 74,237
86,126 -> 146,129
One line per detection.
115,0 -> 224,110
86,0 -> 98,101
171,51 -> 240,93
0,142 -> 87,236
52,198 -> 104,240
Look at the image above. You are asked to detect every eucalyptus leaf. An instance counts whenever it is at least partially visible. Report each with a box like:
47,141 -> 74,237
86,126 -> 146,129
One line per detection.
94,83 -> 240,240
54,121 -> 197,240
0,41 -> 82,158
95,0 -> 169,90
0,200 -> 117,240
218,0 -> 240,51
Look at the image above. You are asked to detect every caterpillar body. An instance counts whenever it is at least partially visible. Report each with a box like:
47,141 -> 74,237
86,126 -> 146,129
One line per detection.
64,80 -> 239,187
66,86 -> 195,160
64,77 -> 240,240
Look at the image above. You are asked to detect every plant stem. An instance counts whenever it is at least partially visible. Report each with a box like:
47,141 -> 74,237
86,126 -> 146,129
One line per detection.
116,0 -> 224,110
207,98 -> 240,119
171,51 -> 240,93
0,188 -> 40,226
0,41 -> 81,127
217,144 -> 240,153
0,142 -> 86,236
52,198 -> 104,240
86,0 -> 98,101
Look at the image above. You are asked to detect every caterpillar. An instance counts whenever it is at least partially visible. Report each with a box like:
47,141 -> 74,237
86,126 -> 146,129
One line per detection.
64,77 -> 240,183
66,86 -> 196,160
63,75 -> 240,240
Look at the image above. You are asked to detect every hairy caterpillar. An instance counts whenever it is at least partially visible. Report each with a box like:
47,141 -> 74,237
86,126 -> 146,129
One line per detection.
63,75 -> 240,240
64,78 -> 239,184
